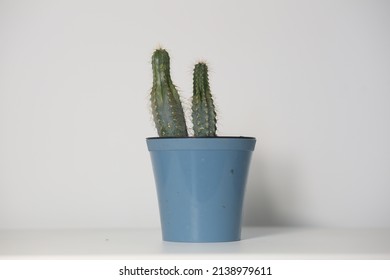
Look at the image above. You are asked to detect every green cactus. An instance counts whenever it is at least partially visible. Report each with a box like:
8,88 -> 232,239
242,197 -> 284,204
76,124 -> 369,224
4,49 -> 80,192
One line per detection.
150,49 -> 188,137
191,62 -> 217,137
149,49 -> 217,137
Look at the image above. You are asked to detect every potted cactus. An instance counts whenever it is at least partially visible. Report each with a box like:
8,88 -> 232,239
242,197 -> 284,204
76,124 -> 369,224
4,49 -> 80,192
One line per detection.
146,49 -> 256,242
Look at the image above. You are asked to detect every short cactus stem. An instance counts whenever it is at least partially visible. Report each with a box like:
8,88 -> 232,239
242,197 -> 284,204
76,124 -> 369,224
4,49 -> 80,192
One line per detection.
191,62 -> 217,137
150,49 -> 188,137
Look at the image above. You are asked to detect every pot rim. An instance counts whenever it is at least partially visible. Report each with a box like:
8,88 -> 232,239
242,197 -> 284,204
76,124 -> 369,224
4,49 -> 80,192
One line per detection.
146,136 -> 256,140
146,136 -> 256,151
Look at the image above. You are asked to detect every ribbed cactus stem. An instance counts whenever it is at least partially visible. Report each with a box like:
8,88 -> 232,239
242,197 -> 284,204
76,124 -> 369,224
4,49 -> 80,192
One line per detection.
150,49 -> 188,137
192,62 -> 217,137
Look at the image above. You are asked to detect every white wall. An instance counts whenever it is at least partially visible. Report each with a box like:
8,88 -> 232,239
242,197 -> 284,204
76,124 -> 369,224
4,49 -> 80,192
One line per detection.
1,0 -> 389,229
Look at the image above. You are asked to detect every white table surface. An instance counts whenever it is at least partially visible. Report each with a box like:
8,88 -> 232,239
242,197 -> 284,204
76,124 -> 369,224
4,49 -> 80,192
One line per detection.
1,227 -> 389,259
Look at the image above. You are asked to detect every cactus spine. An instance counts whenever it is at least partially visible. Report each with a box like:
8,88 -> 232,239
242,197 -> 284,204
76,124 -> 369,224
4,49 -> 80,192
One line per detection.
191,62 -> 217,137
150,49 -> 188,137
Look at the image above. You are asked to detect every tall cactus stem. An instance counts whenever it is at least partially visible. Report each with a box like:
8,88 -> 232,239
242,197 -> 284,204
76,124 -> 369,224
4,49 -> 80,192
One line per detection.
150,49 -> 188,137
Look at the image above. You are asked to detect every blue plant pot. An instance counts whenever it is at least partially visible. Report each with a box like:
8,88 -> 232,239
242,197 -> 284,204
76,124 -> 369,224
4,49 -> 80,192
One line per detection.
147,137 -> 256,243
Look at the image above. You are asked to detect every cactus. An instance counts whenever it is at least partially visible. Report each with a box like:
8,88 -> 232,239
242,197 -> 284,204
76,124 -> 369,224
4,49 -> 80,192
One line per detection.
191,62 -> 217,137
150,49 -> 188,137
149,49 -> 217,137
